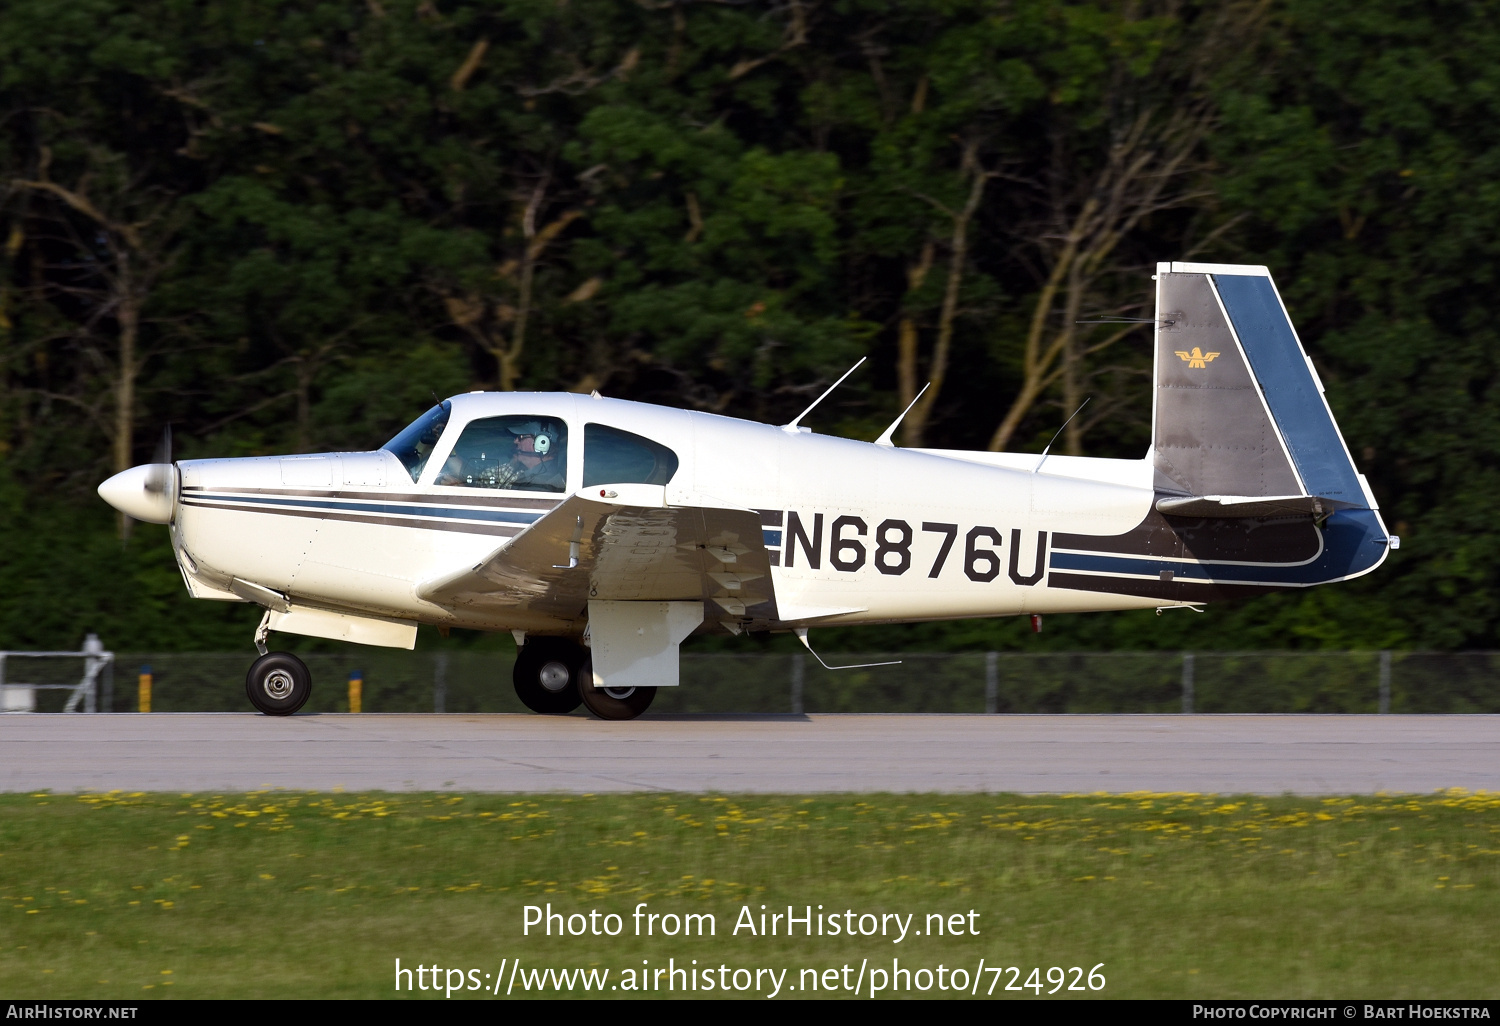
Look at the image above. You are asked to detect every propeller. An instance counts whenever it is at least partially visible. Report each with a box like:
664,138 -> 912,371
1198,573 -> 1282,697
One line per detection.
99,425 -> 178,526
145,424 -> 173,495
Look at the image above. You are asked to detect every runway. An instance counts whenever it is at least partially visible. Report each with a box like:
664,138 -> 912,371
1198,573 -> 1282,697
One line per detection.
2,713 -> 1496,794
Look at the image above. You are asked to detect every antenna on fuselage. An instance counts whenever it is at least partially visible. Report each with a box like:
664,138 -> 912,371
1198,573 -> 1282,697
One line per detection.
873,382 -> 931,448
1032,396 -> 1090,475
793,629 -> 901,671
782,357 -> 867,434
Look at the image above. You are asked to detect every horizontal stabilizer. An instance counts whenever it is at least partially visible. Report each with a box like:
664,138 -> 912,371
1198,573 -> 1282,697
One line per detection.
1155,494 -> 1359,519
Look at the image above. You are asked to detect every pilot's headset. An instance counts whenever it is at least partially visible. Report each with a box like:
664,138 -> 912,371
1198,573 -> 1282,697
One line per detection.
513,420 -> 556,455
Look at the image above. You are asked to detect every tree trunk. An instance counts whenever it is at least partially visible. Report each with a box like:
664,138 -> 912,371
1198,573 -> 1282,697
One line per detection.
501,249 -> 533,391
1060,263 -> 1087,455
112,284 -> 139,539
112,291 -> 137,476
987,200 -> 1090,453
895,242 -> 934,436
903,147 -> 988,448
295,357 -> 313,453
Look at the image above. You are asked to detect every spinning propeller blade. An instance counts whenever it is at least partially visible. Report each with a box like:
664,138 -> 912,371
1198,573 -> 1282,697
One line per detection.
145,425 -> 173,494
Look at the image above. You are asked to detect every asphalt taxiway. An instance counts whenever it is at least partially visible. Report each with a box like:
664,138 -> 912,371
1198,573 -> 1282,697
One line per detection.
2,713 -> 1495,794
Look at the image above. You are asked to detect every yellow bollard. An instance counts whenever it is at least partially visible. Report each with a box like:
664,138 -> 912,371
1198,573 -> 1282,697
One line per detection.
138,666 -> 152,713
348,671 -> 362,714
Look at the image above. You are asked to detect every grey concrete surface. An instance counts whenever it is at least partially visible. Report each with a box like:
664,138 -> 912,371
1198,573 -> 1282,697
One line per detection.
2,713 -> 1496,794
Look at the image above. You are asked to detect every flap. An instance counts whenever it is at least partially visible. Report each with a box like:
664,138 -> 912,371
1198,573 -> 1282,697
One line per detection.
416,488 -> 776,624
1156,494 -> 1360,519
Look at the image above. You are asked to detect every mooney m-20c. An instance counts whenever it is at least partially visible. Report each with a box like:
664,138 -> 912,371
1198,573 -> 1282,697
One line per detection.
99,262 -> 1396,719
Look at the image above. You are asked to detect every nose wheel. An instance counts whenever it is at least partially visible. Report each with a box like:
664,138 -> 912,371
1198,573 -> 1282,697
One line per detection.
512,638 -> 585,714
246,652 -> 312,715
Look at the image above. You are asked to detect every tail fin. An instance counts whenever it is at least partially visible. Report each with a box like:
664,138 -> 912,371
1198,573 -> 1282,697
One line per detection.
1151,261 -> 1371,516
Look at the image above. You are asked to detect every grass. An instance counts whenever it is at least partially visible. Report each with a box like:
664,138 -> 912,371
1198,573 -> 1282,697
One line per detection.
2,790 -> 1498,999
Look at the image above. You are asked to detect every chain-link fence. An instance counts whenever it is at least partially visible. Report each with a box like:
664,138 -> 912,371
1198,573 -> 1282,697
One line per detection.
9,649 -> 1500,714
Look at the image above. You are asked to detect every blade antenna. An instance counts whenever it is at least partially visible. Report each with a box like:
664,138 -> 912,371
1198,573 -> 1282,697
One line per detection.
793,629 -> 901,671
782,357 -> 866,434
1032,397 -> 1090,475
873,382 -> 930,448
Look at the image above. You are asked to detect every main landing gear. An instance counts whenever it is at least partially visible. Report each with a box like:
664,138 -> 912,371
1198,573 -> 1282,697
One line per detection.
512,637 -> 585,715
512,637 -> 656,721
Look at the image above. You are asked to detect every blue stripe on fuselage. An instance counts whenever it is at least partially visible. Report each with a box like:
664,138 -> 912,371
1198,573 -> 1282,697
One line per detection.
1050,509 -> 1386,586
190,492 -> 545,525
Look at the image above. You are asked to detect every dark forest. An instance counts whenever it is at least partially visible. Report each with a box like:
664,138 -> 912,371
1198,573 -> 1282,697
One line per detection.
1,0 -> 1493,652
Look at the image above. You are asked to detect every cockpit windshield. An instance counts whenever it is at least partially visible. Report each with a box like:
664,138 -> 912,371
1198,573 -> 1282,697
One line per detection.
383,402 -> 451,483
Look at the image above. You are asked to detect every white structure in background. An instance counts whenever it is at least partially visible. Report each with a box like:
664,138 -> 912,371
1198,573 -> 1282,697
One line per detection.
0,634 -> 114,713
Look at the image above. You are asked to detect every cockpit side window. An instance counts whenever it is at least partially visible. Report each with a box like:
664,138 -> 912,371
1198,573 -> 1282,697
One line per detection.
382,402 -> 451,483
583,423 -> 679,486
434,415 -> 569,492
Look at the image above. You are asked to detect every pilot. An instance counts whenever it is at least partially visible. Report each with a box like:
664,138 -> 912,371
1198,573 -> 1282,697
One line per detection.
438,420 -> 565,491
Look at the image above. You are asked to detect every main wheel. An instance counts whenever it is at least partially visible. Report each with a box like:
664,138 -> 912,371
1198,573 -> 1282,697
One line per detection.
512,638 -> 585,715
246,652 -> 312,716
577,662 -> 657,721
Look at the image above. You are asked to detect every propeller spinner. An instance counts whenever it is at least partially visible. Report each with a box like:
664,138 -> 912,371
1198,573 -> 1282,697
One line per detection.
98,426 -> 178,524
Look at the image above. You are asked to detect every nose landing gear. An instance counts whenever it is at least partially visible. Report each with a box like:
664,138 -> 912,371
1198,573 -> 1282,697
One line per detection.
246,651 -> 312,715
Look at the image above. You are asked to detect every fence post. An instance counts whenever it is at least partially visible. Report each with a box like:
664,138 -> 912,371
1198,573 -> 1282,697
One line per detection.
348,670 -> 363,714
101,660 -> 114,714
434,653 -> 448,714
1181,652 -> 1194,714
985,651 -> 999,714
138,665 -> 152,714
1378,650 -> 1391,714
790,653 -> 805,715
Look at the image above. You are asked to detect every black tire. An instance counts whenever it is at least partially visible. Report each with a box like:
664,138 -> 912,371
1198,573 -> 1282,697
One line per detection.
512,638 -> 585,715
577,662 -> 657,721
246,652 -> 312,716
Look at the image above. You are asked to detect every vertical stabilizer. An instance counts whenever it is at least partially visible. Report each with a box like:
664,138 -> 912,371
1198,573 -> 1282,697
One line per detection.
1152,262 -> 1365,508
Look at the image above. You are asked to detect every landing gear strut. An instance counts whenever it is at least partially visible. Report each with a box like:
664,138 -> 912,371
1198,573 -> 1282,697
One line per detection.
512,638 -> 585,715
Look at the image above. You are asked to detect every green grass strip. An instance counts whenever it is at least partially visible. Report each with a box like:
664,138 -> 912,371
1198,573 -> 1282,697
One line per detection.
3,790 -> 1498,999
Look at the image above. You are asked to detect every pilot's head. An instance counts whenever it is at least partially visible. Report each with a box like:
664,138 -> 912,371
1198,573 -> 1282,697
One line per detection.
510,421 -> 558,461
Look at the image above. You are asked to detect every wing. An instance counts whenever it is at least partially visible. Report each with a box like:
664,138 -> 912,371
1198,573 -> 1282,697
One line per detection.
416,484 -> 776,625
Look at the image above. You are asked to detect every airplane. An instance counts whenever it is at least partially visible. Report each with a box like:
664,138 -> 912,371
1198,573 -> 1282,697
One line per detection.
98,261 -> 1397,720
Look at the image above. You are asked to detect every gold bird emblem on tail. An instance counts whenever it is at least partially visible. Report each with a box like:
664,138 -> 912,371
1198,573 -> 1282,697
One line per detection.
1174,347 -> 1220,369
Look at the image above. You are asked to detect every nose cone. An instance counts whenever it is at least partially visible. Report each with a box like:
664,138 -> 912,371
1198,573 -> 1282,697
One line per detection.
98,464 -> 177,524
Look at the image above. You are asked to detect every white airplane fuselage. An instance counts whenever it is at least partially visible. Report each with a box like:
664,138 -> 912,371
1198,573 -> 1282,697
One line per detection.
167,391 -> 1167,644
